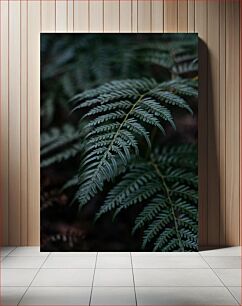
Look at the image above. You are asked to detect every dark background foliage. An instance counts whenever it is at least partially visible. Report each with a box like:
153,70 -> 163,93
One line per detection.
41,34 -> 198,251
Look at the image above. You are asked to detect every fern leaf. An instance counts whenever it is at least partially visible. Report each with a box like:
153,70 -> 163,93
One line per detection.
142,212 -> 172,249
41,125 -> 82,167
74,79 -> 197,207
95,165 -> 158,220
150,90 -> 192,113
94,144 -> 198,252
132,195 -> 166,234
153,228 -> 176,251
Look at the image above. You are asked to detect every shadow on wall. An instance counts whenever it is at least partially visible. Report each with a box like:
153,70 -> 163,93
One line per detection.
198,38 -> 221,250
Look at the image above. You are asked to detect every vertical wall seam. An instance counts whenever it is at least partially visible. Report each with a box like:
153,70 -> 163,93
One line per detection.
88,0 -> 90,33
72,0 -> 75,32
218,0 -> 221,247
206,0 -> 208,246
136,0 -> 138,32
0,2 -> 1,246
187,0 -> 188,33
7,0 -> 9,245
20,0 -> 22,245
119,0 -> 120,33
102,0 -> 104,32
130,0 -> 133,32
177,0 -> 178,32
238,0 -> 241,244
218,0 -> 221,248
66,0 -> 69,33
194,1 -> 196,30
225,0 -> 227,245
150,0 -> 152,33
26,0 -> 28,246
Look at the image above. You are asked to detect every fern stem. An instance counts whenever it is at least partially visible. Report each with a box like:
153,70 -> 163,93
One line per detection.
150,158 -> 185,251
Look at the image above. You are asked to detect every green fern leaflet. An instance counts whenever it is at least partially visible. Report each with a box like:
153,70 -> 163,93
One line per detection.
96,144 -> 198,252
72,78 -> 198,207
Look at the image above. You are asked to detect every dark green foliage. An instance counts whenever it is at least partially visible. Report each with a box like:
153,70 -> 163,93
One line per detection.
41,34 -> 198,129
41,34 -> 198,251
72,78 -> 197,207
41,125 -> 82,167
95,144 -> 198,251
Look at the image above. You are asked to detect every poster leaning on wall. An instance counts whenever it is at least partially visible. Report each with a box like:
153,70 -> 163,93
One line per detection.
40,34 -> 198,252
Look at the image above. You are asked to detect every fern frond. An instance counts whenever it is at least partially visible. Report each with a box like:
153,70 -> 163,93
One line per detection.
94,144 -> 198,252
142,212 -> 172,249
153,228 -> 176,251
61,175 -> 79,191
149,90 -> 192,113
132,195 -> 166,234
74,78 -> 197,208
159,79 -> 198,97
95,164 -> 158,220
71,78 -> 156,108
41,125 -> 82,167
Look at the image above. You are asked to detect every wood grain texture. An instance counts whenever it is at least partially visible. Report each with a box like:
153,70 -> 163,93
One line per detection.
41,0 -> 55,32
27,0 -> 40,245
120,0 -> 132,32
164,0 -> 178,32
225,0 -> 240,246
0,0 -> 240,247
20,0 -> 28,245
9,0 -> 21,245
195,0 -> 208,247
90,0 -> 103,32
219,0 -> 226,246
0,0 -> 9,246
131,0 -> 138,32
188,0 -> 195,33
178,0 -> 188,32
138,0 -> 151,32
207,0 -> 220,246
104,0 -> 119,32
73,0 -> 88,32
151,0 -> 164,33
240,0 -> 242,248
67,0 -> 74,32
56,0 -> 67,32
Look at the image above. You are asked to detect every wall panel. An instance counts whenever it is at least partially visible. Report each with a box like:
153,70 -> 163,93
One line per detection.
188,0 -> 195,32
67,0 -> 74,32
120,0 -> 132,32
104,0 -> 119,32
0,0 -> 240,247
90,0 -> 103,32
219,0 -> 226,246
27,0 -> 41,245
0,0 -> 9,246
56,0 -> 67,32
225,0 -> 240,246
178,0 -> 188,32
20,0 -> 28,246
132,0 -> 138,32
195,0 -> 208,247
151,0 -> 164,33
41,1 -> 55,32
164,0 -> 178,32
8,0 -> 21,245
73,0 -> 88,32
138,0 -> 151,32
207,0 -> 220,246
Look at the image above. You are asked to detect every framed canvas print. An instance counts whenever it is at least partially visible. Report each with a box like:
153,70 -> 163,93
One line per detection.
41,34 -> 198,252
